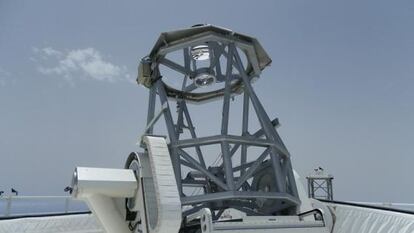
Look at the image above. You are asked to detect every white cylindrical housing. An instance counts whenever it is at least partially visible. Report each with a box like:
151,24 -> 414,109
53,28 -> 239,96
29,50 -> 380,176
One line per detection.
71,167 -> 138,233
72,167 -> 137,198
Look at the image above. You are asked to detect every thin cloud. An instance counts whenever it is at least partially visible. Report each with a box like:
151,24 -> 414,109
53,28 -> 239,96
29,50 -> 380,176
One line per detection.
33,47 -> 133,83
0,67 -> 12,87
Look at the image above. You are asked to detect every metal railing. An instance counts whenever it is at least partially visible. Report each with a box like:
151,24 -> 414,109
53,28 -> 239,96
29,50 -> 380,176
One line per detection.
348,201 -> 414,212
0,196 -> 89,217
320,199 -> 414,215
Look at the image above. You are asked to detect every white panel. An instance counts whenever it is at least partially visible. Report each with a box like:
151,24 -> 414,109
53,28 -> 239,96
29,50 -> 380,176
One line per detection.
200,208 -> 329,233
142,136 -> 182,233
74,167 -> 137,198
0,214 -> 103,233
329,203 -> 414,233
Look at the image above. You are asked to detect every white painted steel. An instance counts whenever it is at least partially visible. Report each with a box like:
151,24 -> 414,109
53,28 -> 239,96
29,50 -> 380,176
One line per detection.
200,208 -> 329,233
294,170 -> 314,214
73,167 -> 137,198
327,203 -> 414,233
142,136 -> 182,233
71,167 -> 138,233
84,194 -> 131,233
127,153 -> 150,232
196,171 -> 333,233
1,202 -> 413,233
0,214 -> 103,233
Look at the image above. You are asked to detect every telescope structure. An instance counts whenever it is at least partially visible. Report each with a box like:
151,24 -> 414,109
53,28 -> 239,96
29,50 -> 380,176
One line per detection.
137,24 -> 300,216
70,25 -> 333,233
0,24 -> 411,233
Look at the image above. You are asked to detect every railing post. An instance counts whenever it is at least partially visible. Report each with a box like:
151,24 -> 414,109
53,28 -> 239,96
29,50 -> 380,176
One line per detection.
6,196 -> 12,216
65,197 -> 70,213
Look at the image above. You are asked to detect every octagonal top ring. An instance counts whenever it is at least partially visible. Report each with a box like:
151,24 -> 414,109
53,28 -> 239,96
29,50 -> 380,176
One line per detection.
138,24 -> 272,102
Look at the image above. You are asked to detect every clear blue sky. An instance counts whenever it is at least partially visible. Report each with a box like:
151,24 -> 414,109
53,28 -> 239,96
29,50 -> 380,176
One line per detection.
0,0 -> 413,203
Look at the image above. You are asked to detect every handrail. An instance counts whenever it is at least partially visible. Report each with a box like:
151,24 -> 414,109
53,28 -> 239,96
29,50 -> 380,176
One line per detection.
319,199 -> 414,215
298,208 -> 325,224
0,211 -> 91,220
0,195 -> 88,217
0,196 -> 69,199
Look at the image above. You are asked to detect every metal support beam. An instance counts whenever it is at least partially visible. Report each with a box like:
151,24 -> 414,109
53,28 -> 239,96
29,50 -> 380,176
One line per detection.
159,57 -> 193,77
241,90 -> 249,176
217,118 -> 280,170
181,191 -> 300,206
182,102 -> 206,168
143,102 -> 167,136
232,44 -> 289,194
174,135 -> 278,149
178,149 -> 228,191
176,102 -> 185,138
146,86 -> 156,134
233,161 -> 255,172
180,159 -> 197,170
220,44 -> 235,190
156,79 -> 183,195
235,148 -> 270,190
